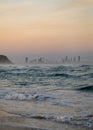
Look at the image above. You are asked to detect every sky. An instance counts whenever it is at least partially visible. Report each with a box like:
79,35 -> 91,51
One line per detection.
0,0 -> 93,63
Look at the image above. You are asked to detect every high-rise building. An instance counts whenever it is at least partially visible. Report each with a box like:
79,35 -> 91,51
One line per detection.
78,56 -> 80,62
25,57 -> 28,64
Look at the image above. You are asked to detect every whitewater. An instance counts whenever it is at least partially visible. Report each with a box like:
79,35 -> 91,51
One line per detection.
0,64 -> 93,130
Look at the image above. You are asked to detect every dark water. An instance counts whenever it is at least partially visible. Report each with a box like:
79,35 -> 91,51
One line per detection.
0,64 -> 93,129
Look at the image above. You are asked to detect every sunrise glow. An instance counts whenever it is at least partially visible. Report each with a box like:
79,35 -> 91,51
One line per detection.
0,0 -> 93,61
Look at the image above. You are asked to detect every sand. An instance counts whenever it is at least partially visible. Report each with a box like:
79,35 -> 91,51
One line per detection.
0,124 -> 45,130
0,110 -> 19,117
0,110 -> 92,130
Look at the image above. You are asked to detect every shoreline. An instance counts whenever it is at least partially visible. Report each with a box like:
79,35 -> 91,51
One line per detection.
0,110 -> 45,130
0,110 -> 92,130
0,124 -> 45,130
0,122 -> 92,130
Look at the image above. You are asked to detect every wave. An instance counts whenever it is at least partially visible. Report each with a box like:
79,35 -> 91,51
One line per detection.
53,73 -> 70,77
19,113 -> 93,128
77,85 -> 93,91
49,73 -> 74,78
4,93 -> 53,101
80,64 -> 93,67
4,93 -> 37,101
89,73 -> 93,78
81,73 -> 93,78
1,64 -> 93,91
0,69 -> 7,73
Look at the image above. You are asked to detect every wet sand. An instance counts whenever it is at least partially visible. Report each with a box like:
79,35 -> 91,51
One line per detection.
0,110 -> 44,130
0,125 -> 43,130
0,123 -> 92,130
0,110 -> 19,117
0,110 -> 92,130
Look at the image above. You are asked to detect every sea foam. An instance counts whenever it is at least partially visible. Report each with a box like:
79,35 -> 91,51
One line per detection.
4,93 -> 39,101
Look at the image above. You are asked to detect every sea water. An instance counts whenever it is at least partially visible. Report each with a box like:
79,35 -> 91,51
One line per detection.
0,64 -> 93,129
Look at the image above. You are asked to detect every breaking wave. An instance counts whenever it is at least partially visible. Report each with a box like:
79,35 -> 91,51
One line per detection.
17,113 -> 93,128
4,93 -> 35,101
4,93 -> 52,102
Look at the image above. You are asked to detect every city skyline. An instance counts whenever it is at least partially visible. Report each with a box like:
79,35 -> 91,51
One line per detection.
0,0 -> 93,63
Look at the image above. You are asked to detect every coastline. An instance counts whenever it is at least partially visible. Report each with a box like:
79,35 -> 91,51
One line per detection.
0,110 -> 44,130
0,64 -> 93,130
0,124 -> 44,130
0,110 -> 92,130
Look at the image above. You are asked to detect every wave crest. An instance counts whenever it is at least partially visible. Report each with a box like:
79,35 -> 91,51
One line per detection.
77,85 -> 93,91
4,93 -> 38,101
29,114 -> 93,128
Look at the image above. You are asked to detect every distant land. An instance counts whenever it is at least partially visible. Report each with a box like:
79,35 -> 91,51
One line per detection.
0,55 -> 12,64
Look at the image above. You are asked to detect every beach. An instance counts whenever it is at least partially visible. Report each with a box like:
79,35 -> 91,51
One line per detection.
0,64 -> 93,130
1,0 -> 93,129
0,110 -> 92,130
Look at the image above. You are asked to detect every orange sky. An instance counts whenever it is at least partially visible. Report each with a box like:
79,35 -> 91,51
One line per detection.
0,0 -> 93,59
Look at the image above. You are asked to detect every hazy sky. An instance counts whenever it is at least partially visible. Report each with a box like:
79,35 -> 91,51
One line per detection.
0,0 -> 93,62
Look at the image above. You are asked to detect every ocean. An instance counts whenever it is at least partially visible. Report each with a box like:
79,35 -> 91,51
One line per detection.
0,64 -> 93,130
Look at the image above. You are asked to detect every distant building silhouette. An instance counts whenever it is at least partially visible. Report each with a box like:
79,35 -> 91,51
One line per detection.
38,57 -> 45,64
65,56 -> 68,62
78,56 -> 80,62
73,57 -> 76,62
25,57 -> 28,64
38,57 -> 42,63
71,58 -> 72,62
62,58 -> 65,63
